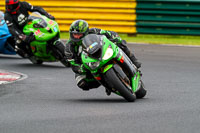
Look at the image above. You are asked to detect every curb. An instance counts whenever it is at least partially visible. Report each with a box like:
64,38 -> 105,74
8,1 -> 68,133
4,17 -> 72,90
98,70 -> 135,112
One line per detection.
127,42 -> 200,48
0,69 -> 27,85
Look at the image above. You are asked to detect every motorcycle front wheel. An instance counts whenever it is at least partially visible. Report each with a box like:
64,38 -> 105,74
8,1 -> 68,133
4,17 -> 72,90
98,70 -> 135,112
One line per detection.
105,67 -> 136,102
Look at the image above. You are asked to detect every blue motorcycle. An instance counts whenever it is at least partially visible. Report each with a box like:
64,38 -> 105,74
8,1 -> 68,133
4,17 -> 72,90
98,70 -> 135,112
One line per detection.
0,11 -> 16,55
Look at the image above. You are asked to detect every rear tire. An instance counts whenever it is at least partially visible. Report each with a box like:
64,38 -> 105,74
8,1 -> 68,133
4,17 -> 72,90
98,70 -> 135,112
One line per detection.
135,80 -> 147,99
105,68 -> 136,102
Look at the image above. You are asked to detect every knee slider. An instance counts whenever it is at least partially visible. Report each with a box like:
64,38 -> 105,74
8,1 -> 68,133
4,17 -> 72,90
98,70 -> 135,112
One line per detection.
54,41 -> 65,53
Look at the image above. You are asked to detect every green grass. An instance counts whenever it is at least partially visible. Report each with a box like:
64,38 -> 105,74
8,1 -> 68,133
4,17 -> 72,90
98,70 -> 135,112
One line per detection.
60,32 -> 70,40
61,32 -> 200,46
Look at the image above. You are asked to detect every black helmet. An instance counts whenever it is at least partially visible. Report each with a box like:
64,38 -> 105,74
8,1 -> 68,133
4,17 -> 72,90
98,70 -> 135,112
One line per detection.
69,20 -> 89,42
6,0 -> 20,14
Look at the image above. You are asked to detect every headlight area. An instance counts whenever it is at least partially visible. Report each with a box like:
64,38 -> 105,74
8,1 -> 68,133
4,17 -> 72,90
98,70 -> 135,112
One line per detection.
86,47 -> 113,70
87,61 -> 100,70
102,48 -> 113,60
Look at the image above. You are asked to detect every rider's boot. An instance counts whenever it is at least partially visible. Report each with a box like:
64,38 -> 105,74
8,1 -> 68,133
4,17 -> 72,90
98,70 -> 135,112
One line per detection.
51,40 -> 70,67
117,40 -> 141,69
53,40 -> 66,59
121,45 -> 141,68
129,53 -> 141,69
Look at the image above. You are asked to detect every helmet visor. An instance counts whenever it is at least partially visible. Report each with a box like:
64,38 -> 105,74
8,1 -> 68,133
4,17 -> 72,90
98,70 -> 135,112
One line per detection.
72,33 -> 84,39
6,3 -> 19,10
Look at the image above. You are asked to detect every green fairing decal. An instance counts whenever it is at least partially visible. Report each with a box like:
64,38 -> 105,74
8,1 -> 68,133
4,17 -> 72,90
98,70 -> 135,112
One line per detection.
115,91 -> 121,96
117,55 -> 122,61
131,71 -> 140,92
103,64 -> 113,73
91,70 -> 98,75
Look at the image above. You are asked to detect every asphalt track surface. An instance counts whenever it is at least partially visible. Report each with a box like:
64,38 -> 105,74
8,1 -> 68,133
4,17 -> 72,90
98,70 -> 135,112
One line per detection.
0,44 -> 200,133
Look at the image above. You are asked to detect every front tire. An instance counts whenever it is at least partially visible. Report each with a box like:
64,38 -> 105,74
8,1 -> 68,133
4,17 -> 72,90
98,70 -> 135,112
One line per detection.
105,68 -> 136,102
135,80 -> 147,99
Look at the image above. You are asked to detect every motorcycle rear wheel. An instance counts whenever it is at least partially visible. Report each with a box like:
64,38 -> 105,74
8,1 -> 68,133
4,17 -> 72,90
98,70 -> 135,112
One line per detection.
105,67 -> 136,102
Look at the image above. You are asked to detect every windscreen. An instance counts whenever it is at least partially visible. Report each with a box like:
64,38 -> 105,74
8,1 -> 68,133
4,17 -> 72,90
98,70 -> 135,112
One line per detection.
0,12 -> 5,26
28,12 -> 47,28
82,34 -> 103,59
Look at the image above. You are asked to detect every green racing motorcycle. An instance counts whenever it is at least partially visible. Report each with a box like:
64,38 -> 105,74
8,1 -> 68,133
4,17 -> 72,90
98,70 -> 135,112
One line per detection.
81,34 -> 146,102
22,12 -> 70,67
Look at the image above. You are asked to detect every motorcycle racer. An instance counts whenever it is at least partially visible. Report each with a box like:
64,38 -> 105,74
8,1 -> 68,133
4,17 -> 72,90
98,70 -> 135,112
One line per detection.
4,0 -> 55,57
66,19 -> 141,91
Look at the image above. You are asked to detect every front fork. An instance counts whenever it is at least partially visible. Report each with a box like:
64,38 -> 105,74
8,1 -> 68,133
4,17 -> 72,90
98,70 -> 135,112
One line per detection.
102,48 -> 141,93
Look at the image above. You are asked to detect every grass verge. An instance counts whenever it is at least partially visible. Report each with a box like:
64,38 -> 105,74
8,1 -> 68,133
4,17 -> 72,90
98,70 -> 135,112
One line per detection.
61,32 -> 200,46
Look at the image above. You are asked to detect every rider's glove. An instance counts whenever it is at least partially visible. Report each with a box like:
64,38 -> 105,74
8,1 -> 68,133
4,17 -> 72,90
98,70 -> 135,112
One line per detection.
78,64 -> 86,74
47,13 -> 55,20
19,34 -> 35,43
72,64 -> 86,74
